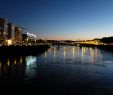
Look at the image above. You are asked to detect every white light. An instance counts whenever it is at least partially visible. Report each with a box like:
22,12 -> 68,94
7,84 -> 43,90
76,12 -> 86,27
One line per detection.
27,32 -> 36,38
7,39 -> 12,45
26,56 -> 36,66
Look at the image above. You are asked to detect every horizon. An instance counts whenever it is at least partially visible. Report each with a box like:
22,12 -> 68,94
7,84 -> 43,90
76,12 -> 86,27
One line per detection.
0,0 -> 113,40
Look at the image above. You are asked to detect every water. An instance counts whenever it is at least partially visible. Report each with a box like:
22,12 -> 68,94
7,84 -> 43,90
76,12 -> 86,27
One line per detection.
0,46 -> 113,94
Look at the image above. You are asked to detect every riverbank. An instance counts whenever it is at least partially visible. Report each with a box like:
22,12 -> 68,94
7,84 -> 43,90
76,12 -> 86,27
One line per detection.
0,45 -> 50,56
79,44 -> 113,52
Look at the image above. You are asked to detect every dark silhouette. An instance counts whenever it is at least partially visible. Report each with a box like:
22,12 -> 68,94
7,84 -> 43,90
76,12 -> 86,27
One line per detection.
100,36 -> 113,43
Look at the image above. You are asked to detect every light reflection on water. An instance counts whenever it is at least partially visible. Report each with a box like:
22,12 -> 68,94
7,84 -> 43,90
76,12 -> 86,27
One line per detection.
0,56 -> 26,80
0,55 -> 37,80
25,56 -> 37,79
39,46 -> 113,84
0,46 -> 113,92
43,46 -> 104,65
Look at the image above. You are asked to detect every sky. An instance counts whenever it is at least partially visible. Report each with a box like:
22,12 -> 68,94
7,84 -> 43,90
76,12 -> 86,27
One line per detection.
0,0 -> 113,40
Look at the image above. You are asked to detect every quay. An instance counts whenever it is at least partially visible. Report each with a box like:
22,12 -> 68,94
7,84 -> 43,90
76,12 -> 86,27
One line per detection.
76,43 -> 113,52
52,42 -> 113,52
0,44 -> 50,56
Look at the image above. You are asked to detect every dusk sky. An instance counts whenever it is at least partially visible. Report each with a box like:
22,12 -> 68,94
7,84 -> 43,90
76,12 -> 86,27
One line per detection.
0,0 -> 113,40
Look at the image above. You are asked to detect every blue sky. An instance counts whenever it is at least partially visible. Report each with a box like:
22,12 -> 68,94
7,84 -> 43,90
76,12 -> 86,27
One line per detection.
0,0 -> 113,40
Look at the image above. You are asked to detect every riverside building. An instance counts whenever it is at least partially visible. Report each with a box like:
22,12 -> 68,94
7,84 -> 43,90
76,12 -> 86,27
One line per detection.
0,18 -> 36,45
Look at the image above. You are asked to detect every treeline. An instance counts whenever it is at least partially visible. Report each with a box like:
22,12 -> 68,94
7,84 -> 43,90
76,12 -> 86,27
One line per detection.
100,36 -> 113,43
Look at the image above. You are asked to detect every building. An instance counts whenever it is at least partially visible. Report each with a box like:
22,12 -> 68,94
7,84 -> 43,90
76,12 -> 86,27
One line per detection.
22,32 -> 36,45
15,27 -> 22,44
22,33 -> 27,44
0,18 -> 7,44
7,23 -> 15,39
0,18 -> 37,45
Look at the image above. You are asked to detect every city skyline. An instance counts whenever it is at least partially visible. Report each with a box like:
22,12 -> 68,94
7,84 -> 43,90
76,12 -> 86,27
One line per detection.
0,0 -> 113,40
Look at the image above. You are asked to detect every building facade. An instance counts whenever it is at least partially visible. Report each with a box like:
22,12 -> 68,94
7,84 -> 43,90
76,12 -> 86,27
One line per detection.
0,18 -> 23,45
15,27 -> 22,44
0,18 -> 37,45
7,23 -> 14,39
22,33 -> 36,45
0,18 -> 7,44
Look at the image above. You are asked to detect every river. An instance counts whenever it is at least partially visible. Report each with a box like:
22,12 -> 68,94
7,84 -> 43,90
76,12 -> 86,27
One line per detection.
0,46 -> 113,94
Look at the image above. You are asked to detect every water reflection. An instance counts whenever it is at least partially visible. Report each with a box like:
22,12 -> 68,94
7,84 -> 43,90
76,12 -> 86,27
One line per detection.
44,52 -> 47,58
0,46 -> 113,94
0,55 -> 37,81
63,47 -> 66,58
25,56 -> 37,79
81,47 -> 86,63
20,56 -> 23,64
0,56 -> 26,80
0,46 -> 113,84
53,47 -> 56,57
44,46 -> 104,65
72,47 -> 75,58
